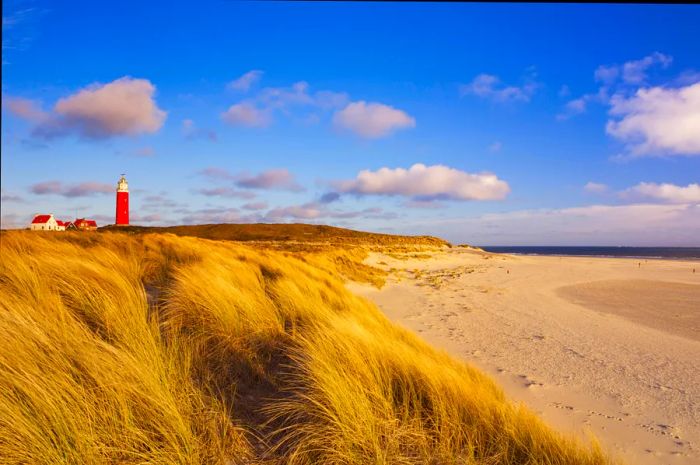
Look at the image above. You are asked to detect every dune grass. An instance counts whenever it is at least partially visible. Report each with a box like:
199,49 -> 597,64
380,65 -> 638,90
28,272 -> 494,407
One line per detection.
0,231 -> 616,464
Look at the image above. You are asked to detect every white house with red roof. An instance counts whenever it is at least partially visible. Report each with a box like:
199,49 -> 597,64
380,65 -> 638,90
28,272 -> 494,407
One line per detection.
30,214 -> 60,231
30,215 -> 95,231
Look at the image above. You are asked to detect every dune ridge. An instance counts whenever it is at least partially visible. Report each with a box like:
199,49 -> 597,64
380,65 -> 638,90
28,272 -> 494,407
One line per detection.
0,231 -> 613,464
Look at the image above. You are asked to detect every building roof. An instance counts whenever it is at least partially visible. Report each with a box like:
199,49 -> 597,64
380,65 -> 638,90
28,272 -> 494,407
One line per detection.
56,220 -> 65,226
74,218 -> 97,227
31,214 -> 53,224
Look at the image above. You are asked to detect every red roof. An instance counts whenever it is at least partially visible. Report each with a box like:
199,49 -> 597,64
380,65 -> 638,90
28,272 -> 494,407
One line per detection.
56,220 -> 65,226
74,218 -> 97,228
31,214 -> 53,224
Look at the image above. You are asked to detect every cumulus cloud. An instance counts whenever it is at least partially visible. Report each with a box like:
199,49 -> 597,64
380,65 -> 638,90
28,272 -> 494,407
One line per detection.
460,73 -> 538,103
606,82 -> 700,156
584,182 -> 608,193
227,70 -> 263,92
30,180 -> 113,197
26,77 -> 167,139
561,52 -> 675,121
221,102 -> 271,127
622,182 -> 700,203
333,101 -> 415,138
236,169 -> 304,192
335,163 -> 509,201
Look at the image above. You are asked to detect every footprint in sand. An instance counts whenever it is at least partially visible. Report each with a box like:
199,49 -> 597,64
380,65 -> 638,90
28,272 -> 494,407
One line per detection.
518,374 -> 544,388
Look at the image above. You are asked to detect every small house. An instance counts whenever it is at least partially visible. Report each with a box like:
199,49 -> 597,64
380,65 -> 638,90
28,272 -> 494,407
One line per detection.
30,214 -> 59,231
74,218 -> 98,231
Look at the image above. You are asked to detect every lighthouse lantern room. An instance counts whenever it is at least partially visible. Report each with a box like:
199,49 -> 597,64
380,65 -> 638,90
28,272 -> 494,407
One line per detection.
115,174 -> 129,226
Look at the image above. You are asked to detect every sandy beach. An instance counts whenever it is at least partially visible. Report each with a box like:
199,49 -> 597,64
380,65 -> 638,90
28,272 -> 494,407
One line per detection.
349,248 -> 700,465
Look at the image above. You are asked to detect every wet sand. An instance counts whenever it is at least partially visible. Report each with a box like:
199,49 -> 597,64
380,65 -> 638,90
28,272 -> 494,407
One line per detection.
557,279 -> 700,342
348,249 -> 700,465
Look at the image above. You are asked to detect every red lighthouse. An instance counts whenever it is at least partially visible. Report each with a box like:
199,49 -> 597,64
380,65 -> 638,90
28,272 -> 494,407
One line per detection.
115,174 -> 129,226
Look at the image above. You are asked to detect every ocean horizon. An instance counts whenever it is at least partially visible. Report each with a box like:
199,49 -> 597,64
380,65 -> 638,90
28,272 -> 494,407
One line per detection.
478,246 -> 700,260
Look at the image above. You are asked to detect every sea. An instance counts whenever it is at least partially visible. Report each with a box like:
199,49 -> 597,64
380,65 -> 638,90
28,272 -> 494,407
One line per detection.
478,246 -> 700,260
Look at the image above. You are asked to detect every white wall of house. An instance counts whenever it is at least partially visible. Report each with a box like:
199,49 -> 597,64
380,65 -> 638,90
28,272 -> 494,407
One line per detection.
30,215 -> 58,231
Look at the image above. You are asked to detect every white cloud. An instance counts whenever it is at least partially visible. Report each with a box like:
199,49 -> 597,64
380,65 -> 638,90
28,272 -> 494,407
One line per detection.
584,182 -> 608,193
256,81 -> 348,111
194,187 -> 256,199
3,97 -> 48,122
227,70 -> 263,92
333,101 -> 415,138
30,180 -> 113,197
221,102 -> 271,127
606,82 -> 700,156
595,52 -> 672,85
622,52 -> 672,85
241,201 -> 268,211
335,163 -> 509,201
182,118 -> 217,141
556,97 -> 588,120
266,203 -> 322,220
562,52 -> 674,121
263,203 -> 396,222
460,73 -> 538,103
236,169 -> 304,192
197,167 -> 304,192
408,203 -> 700,246
33,77 -> 166,139
622,182 -> 700,203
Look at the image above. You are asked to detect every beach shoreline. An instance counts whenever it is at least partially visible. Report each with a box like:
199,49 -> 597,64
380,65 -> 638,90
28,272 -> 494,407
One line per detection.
349,248 -> 700,465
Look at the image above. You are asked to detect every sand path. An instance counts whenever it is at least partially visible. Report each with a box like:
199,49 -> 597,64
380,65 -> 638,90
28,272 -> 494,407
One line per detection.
348,249 -> 700,465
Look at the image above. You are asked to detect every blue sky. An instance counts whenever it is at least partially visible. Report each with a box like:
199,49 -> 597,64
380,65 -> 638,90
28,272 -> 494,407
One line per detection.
2,1 -> 699,245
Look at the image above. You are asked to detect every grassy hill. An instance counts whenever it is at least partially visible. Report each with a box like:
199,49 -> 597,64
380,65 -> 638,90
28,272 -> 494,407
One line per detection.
0,230 -> 613,464
99,222 -> 451,248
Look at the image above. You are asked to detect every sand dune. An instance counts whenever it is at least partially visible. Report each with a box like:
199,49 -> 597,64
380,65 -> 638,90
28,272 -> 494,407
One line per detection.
349,249 -> 700,465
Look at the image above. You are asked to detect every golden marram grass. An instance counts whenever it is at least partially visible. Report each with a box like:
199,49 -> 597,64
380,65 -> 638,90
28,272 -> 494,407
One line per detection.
0,231 -> 616,464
